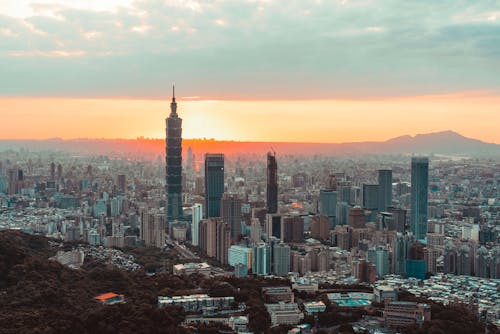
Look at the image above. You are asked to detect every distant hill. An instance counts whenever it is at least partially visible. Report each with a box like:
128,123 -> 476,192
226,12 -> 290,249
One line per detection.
0,131 -> 499,157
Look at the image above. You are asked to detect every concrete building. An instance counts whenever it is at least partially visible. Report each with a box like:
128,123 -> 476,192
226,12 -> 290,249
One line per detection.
265,303 -> 304,326
140,208 -> 165,248
384,301 -> 431,328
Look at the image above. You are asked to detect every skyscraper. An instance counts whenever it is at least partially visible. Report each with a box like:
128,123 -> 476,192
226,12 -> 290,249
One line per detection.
252,242 -> 271,276
319,189 -> 337,228
139,207 -> 165,248
378,169 -> 392,212
410,157 -> 429,240
221,193 -> 242,242
362,184 -> 379,211
266,152 -> 278,214
273,242 -> 291,276
204,154 -> 225,218
191,203 -> 202,246
165,86 -> 183,220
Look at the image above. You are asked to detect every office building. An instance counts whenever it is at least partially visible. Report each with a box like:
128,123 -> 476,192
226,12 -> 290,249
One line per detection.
273,243 -> 291,276
165,86 -> 183,220
204,154 -> 225,218
362,184 -> 379,211
281,215 -> 304,243
368,246 -> 389,277
221,193 -> 242,242
228,245 -> 253,268
253,242 -> 271,276
310,215 -> 330,240
410,157 -> 429,240
191,203 -> 202,246
319,189 -> 337,228
266,152 -> 278,214
384,302 -> 431,328
378,169 -> 392,212
265,213 -> 282,241
250,218 -> 262,243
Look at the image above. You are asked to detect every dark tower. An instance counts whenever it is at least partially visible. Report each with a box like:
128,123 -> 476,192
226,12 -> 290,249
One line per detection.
165,86 -> 183,220
266,152 -> 278,214
410,157 -> 429,240
204,153 -> 225,218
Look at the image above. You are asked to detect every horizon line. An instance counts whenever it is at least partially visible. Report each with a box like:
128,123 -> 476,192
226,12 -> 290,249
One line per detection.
1,130 -> 498,145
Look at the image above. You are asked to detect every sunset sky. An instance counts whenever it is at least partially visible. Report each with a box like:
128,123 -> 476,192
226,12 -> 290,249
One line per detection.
1,0 -> 500,143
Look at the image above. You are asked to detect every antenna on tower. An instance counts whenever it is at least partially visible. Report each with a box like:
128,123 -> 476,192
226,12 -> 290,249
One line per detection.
172,84 -> 175,100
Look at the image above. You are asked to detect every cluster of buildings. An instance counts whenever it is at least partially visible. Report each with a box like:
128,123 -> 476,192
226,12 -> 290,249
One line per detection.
1,92 -> 500,330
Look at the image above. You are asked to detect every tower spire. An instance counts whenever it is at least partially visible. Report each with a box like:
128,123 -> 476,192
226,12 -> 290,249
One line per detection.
170,84 -> 177,116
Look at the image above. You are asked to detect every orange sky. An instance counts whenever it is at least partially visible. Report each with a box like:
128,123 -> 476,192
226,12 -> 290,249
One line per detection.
2,93 -> 500,144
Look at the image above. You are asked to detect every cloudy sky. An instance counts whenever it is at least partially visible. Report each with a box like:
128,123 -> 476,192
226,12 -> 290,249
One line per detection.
1,0 -> 500,142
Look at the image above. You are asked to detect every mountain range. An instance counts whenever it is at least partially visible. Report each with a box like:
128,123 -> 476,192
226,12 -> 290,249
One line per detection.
0,131 -> 498,157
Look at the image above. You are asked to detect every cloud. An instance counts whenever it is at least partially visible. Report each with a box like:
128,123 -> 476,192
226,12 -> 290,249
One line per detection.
0,0 -> 499,99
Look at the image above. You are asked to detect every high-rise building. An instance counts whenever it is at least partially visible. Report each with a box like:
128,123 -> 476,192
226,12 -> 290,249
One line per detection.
378,169 -> 392,212
204,154 -> 225,218
252,242 -> 271,276
310,215 -> 330,240
199,217 -> 230,265
348,206 -> 366,228
117,174 -> 126,194
228,245 -> 253,268
273,242 -> 291,276
216,220 -> 231,265
368,246 -> 389,277
250,218 -> 262,243
362,184 -> 379,211
281,215 -> 304,243
186,146 -> 194,173
221,193 -> 242,242
165,86 -> 183,220
265,213 -> 282,241
319,189 -> 337,228
389,207 -> 407,233
392,233 -> 411,275
410,157 -> 429,240
266,152 -> 278,214
140,208 -> 165,248
191,203 -> 203,246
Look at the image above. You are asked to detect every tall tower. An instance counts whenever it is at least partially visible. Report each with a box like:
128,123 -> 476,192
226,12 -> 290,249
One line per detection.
378,169 -> 392,212
165,86 -> 183,220
221,193 -> 242,242
204,153 -> 225,218
410,157 -> 429,240
266,152 -> 278,214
